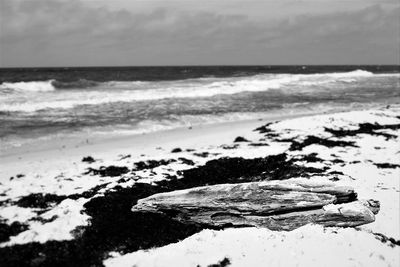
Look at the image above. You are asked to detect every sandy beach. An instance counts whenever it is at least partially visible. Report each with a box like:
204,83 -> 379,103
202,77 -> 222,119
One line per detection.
1,104 -> 399,266
2,0 -> 399,266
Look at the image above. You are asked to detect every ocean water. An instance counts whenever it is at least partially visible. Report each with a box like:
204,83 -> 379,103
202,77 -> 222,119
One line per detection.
0,66 -> 399,151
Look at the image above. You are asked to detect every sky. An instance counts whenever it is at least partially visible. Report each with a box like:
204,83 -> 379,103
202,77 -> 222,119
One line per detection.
0,0 -> 399,67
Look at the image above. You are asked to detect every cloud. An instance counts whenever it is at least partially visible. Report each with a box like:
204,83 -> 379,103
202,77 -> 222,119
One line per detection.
262,4 -> 400,64
0,0 -> 398,66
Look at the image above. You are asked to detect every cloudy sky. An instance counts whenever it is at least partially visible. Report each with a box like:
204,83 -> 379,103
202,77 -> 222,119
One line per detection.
0,0 -> 399,67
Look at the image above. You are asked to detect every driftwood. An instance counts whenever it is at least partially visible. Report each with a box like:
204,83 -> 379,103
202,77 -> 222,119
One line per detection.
132,180 -> 379,230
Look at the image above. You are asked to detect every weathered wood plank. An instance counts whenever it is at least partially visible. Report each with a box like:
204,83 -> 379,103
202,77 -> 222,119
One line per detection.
132,180 -> 378,230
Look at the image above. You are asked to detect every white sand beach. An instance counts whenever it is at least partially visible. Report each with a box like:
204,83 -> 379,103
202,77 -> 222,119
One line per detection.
0,105 -> 399,266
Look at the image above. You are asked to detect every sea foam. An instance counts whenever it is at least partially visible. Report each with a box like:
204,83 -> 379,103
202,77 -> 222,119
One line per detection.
0,69 -> 376,93
0,80 -> 56,92
0,70 -> 396,113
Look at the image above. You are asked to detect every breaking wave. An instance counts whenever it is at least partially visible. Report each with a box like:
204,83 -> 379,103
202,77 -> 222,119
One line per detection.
0,70 -> 397,113
0,79 -> 102,92
0,70 -> 377,92
0,80 -> 56,92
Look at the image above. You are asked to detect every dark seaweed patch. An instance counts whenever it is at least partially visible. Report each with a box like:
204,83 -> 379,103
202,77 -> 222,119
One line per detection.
32,215 -> 59,224
0,222 -> 29,243
118,154 -> 131,161
178,158 -> 195,166
16,194 -> 67,209
248,143 -> 269,147
374,163 -> 400,169
373,232 -> 400,248
207,257 -> 231,267
325,123 -> 400,140
133,159 -> 176,171
193,152 -> 209,157
295,153 -> 324,163
253,122 -> 275,134
10,174 -> 25,181
331,159 -> 345,164
15,183 -> 112,211
289,136 -> 357,151
156,153 -> 327,190
82,156 -> 95,163
253,122 -> 281,139
234,136 -> 249,143
221,144 -> 239,150
0,184 -> 203,267
69,183 -> 111,199
84,166 -> 130,177
171,148 -> 183,153
0,153 -> 332,266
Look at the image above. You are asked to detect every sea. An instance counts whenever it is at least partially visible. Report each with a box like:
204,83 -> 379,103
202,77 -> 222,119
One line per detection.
0,65 -> 399,152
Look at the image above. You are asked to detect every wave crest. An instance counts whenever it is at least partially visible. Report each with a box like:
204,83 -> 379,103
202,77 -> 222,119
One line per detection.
0,80 -> 56,92
0,70 -> 397,113
51,79 -> 100,89
0,79 -> 103,92
326,69 -> 374,78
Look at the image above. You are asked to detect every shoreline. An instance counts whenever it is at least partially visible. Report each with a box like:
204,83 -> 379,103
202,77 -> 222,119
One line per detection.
1,102 -> 395,181
0,104 -> 399,266
0,109 -> 326,181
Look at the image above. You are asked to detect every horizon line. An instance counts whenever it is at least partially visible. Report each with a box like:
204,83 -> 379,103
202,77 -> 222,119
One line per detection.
0,64 -> 399,69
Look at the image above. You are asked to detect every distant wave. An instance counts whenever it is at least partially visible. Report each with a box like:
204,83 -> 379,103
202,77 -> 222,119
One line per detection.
0,79 -> 103,92
321,69 -> 374,78
51,79 -> 100,89
0,80 -> 56,92
0,69 -> 379,92
0,70 -> 397,113
0,75 -> 307,112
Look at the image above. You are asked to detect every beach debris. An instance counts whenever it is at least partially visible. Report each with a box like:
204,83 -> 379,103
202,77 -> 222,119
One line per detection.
373,163 -> 400,169
324,122 -> 400,140
193,152 -> 210,158
10,174 -> 25,181
118,154 -> 131,161
133,159 -> 176,171
178,158 -> 195,166
16,193 -> 67,209
372,232 -> 400,247
207,257 -> 231,267
289,136 -> 357,151
171,148 -> 183,153
220,144 -> 239,150
293,153 -> 324,163
233,136 -> 249,142
0,222 -> 29,243
31,215 -> 59,224
85,166 -> 130,177
253,122 -> 275,134
248,142 -> 269,147
82,156 -> 95,163
132,180 -> 378,230
172,154 -> 327,188
254,123 -> 280,138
